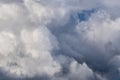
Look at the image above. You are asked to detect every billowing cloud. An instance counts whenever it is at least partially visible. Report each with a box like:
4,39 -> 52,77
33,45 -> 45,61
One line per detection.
0,28 -> 61,78
0,0 -> 61,78
0,0 -> 120,80
68,60 -> 94,80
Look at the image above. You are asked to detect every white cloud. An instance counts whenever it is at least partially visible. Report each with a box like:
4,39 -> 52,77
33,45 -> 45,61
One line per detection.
0,0 -> 120,80
0,28 -> 60,78
68,60 -> 94,80
0,0 -> 61,78
0,31 -> 16,56
52,59 -> 94,80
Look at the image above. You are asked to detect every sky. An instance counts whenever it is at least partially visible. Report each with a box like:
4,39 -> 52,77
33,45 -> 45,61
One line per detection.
0,0 -> 120,80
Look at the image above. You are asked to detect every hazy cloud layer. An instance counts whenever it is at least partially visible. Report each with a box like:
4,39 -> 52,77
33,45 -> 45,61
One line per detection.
0,0 -> 120,80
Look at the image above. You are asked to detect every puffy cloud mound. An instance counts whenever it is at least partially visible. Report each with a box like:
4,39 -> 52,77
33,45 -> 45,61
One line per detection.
0,28 -> 60,77
0,0 -> 60,78
0,0 -> 120,80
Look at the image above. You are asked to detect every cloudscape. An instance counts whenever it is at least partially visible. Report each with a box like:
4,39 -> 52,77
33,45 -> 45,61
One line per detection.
0,0 -> 120,80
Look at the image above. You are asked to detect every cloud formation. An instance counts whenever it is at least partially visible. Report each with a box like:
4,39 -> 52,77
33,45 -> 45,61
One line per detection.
0,0 -> 120,80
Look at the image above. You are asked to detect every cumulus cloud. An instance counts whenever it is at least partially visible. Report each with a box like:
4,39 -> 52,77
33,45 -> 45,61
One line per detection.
0,28 -> 60,77
68,60 -> 94,80
0,0 -> 61,78
0,0 -> 120,80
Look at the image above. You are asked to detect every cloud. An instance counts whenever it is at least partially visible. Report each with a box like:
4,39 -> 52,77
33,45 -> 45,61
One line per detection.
0,28 -> 61,78
68,60 -> 94,80
0,0 -> 120,80
0,0 -> 61,78
75,10 -> 120,79
52,59 -> 95,80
